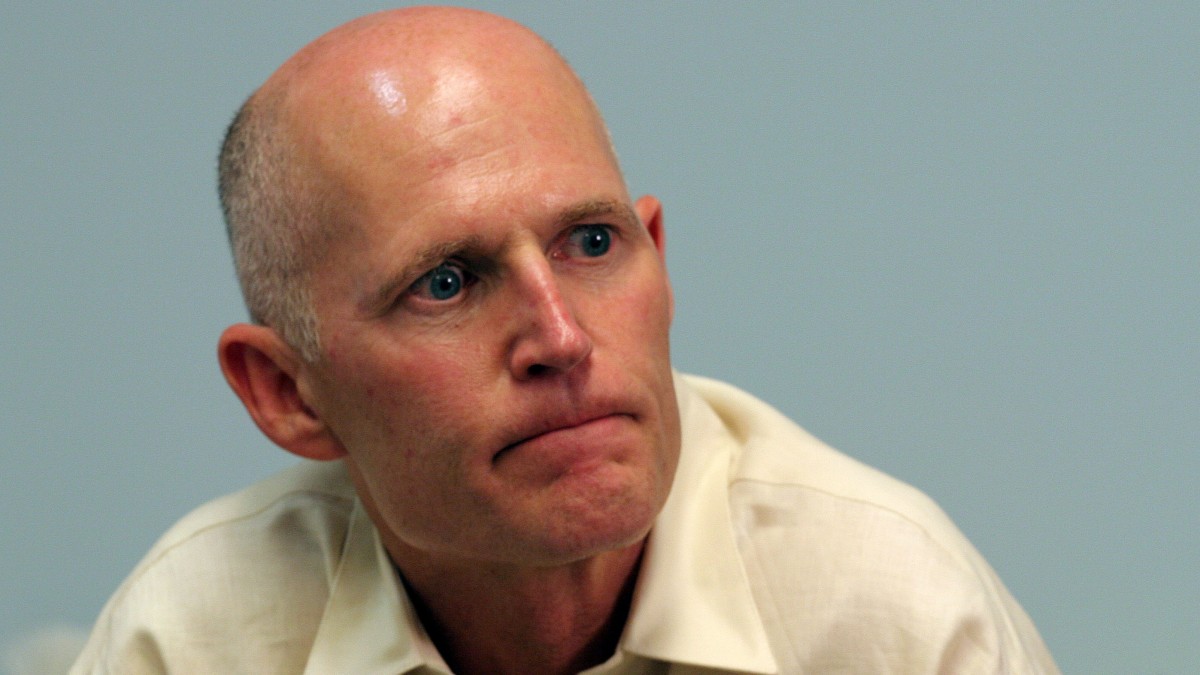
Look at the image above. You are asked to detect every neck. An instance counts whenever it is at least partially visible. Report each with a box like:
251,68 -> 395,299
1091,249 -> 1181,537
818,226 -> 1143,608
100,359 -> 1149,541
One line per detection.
394,541 -> 645,675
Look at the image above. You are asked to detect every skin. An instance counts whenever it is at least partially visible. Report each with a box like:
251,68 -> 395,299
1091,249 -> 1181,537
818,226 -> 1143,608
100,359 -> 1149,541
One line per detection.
217,8 -> 680,674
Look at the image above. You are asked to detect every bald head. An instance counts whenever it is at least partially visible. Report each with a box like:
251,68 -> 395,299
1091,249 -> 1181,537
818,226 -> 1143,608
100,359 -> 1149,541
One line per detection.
219,7 -> 618,360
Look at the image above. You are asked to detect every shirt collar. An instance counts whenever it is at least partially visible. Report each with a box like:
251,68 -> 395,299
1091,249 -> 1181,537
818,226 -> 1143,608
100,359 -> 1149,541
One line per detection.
616,373 -> 777,673
304,499 -> 449,675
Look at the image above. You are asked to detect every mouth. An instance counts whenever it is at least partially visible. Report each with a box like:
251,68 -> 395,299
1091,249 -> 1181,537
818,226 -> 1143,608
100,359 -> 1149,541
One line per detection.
494,413 -> 629,464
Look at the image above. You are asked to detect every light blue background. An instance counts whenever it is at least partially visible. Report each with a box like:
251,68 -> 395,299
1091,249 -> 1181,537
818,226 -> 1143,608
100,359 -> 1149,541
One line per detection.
3,3 -> 1197,673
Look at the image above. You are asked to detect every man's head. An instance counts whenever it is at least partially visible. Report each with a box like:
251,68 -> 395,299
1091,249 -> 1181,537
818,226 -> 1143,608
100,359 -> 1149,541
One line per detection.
217,7 -> 680,568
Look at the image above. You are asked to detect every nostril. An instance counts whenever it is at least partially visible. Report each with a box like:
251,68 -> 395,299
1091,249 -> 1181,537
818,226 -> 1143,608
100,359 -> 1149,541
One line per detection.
526,363 -> 549,378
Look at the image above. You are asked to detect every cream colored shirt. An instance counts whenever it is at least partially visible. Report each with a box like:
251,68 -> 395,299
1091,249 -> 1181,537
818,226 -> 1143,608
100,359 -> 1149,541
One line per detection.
72,374 -> 1058,674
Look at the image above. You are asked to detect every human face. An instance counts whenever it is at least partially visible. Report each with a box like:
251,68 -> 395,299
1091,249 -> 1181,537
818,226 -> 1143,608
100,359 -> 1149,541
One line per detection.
296,65 -> 680,568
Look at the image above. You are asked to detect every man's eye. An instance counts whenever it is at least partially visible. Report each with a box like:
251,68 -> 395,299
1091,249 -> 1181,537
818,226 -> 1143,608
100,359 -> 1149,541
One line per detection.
410,263 -> 467,301
567,224 -> 612,258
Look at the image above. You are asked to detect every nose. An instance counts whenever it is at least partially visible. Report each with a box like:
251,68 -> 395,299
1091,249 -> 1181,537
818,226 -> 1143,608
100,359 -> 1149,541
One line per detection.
508,261 -> 593,380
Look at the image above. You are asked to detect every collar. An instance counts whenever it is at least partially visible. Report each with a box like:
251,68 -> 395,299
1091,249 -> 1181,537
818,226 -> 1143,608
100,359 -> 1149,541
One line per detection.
616,373 -> 777,673
303,499 -> 449,675
304,373 -> 777,674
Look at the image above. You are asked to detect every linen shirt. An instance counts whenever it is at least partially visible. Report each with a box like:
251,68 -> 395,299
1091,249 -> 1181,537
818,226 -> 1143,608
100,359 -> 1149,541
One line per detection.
72,373 -> 1058,673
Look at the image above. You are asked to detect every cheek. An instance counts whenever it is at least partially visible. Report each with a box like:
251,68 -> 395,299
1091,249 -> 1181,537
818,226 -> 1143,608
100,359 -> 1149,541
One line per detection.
334,358 -> 476,517
322,340 -> 484,454
605,271 -> 673,353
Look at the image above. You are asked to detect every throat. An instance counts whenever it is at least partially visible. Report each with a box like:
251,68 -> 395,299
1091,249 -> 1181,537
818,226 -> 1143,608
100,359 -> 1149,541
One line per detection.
398,541 -> 644,675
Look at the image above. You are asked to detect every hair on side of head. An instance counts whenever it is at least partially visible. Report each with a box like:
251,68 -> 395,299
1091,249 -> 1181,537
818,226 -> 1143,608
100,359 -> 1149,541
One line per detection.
217,94 -> 322,362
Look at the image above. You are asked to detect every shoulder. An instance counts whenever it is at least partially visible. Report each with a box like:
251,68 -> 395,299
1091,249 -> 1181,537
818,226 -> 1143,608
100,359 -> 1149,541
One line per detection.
123,459 -> 356,595
72,461 -> 357,673
680,373 -> 947,520
676,374 -> 1058,673
145,458 -> 356,563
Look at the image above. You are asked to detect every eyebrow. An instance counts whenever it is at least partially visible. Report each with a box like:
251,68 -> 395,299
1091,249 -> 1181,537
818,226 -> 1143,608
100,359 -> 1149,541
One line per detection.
362,197 -> 638,316
364,234 -> 486,316
554,198 -> 639,230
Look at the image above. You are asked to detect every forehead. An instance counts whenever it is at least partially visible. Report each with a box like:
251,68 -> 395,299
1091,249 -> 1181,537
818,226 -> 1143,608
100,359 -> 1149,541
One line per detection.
287,49 -> 621,214
333,77 -> 625,232
338,137 -> 627,281
286,36 -> 610,179
299,70 -> 629,309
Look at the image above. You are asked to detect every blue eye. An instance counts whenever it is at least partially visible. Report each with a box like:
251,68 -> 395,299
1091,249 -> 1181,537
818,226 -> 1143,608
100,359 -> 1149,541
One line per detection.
413,263 -> 465,301
569,224 -> 612,257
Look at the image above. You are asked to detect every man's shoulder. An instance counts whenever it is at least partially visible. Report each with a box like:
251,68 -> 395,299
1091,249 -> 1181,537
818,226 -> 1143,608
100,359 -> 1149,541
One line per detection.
679,373 -> 947,526
120,459 -> 356,601
675,374 -> 1057,673
681,372 -> 984,568
149,459 -> 356,556
72,461 -> 357,673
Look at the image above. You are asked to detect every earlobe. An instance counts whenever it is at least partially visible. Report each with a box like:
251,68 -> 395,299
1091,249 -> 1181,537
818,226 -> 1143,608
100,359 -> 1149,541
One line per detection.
217,323 -> 346,461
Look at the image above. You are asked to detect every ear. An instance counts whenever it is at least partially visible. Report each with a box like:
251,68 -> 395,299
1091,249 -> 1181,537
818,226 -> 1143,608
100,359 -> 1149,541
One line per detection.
217,323 -> 346,461
634,194 -> 666,261
634,194 -> 674,322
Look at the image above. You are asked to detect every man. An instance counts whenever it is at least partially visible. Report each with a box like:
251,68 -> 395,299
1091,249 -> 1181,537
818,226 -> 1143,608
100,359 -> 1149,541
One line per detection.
73,7 -> 1057,674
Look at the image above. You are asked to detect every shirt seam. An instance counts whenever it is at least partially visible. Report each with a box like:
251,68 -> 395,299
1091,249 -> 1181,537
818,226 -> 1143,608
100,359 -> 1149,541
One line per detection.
726,475 -> 969,570
111,489 -> 354,607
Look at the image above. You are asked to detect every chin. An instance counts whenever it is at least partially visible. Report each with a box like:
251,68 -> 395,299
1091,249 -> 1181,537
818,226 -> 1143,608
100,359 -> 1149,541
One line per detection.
517,478 -> 665,566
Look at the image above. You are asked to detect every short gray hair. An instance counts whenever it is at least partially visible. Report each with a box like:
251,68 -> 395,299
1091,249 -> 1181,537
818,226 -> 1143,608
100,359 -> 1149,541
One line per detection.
217,94 -> 322,362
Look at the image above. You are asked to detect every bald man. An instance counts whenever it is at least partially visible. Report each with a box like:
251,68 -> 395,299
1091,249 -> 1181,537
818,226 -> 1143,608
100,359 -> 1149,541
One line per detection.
73,8 -> 1057,674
